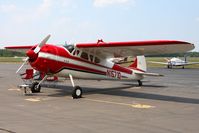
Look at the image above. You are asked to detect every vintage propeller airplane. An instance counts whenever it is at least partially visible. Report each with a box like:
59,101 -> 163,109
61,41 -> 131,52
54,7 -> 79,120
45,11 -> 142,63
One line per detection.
5,35 -> 194,98
149,56 -> 199,69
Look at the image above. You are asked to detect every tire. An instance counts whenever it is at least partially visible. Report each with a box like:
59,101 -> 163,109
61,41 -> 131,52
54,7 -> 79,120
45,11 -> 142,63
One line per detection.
167,65 -> 172,69
72,86 -> 82,99
30,82 -> 41,93
138,80 -> 142,86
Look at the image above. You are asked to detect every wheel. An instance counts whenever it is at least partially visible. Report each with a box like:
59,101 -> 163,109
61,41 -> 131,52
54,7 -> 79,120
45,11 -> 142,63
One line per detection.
138,80 -> 142,86
167,65 -> 172,69
72,86 -> 82,99
170,65 -> 172,69
182,66 -> 185,69
30,82 -> 41,93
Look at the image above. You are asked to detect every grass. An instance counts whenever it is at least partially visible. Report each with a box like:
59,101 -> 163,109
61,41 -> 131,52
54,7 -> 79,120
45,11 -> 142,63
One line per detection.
0,57 -> 23,63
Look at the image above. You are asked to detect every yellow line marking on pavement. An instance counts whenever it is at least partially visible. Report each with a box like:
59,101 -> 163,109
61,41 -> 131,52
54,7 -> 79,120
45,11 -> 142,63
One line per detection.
84,98 -> 155,109
132,87 -> 141,89
131,104 -> 154,109
8,88 -> 21,91
25,98 -> 41,102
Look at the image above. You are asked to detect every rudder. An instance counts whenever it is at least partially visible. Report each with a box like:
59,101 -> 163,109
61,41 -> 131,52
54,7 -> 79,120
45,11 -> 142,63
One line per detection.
128,55 -> 147,72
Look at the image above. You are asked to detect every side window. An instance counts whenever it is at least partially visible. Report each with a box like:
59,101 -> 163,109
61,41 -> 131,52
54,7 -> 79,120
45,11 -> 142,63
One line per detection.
81,52 -> 88,60
94,57 -> 100,63
76,50 -> 80,56
73,50 -> 80,56
89,55 -> 94,62
73,50 -> 76,55
79,51 -> 100,63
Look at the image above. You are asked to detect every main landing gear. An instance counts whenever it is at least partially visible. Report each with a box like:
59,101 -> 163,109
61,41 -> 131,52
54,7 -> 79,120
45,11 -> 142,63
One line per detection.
24,74 -> 82,99
69,74 -> 82,99
72,86 -> 82,99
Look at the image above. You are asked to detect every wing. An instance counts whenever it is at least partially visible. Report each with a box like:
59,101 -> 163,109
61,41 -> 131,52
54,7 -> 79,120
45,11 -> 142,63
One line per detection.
182,62 -> 199,66
4,45 -> 34,53
148,61 -> 168,65
75,40 -> 194,58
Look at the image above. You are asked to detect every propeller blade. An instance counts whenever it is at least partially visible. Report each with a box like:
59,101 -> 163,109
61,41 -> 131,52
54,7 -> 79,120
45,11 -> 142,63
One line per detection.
164,58 -> 170,62
16,35 -> 51,73
34,34 -> 51,54
16,57 -> 29,73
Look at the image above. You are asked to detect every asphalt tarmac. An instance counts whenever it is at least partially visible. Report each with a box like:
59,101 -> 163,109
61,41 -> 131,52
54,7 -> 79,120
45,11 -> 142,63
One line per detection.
0,63 -> 199,133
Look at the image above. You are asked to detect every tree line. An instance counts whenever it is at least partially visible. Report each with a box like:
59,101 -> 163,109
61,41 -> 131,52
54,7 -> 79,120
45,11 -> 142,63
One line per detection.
0,49 -> 25,57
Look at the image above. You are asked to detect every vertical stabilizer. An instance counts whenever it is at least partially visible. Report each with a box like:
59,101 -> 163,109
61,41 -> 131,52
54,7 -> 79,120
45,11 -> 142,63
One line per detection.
128,55 -> 147,72
184,54 -> 188,63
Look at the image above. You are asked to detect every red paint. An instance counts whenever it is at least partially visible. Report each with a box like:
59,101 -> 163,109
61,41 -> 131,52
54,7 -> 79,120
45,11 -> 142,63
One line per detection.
28,44 -> 107,75
29,44 -> 59,73
127,57 -> 146,72
112,64 -> 132,74
128,57 -> 137,68
76,40 -> 192,48
26,50 -> 38,62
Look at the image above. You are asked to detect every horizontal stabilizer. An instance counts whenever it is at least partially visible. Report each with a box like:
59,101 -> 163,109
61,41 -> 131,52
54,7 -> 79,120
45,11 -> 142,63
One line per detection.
135,72 -> 164,77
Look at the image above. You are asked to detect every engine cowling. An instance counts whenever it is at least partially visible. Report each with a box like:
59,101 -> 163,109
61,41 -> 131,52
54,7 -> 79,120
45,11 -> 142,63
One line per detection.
27,44 -> 58,74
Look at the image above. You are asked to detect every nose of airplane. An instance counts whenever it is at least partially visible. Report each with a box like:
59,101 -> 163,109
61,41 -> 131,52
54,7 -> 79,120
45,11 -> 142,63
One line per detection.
26,49 -> 38,62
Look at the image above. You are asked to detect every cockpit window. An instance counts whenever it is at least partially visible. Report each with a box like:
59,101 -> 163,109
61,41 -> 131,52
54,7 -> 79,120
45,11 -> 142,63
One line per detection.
64,44 -> 74,53
89,55 -> 94,62
80,52 -> 88,60
73,50 -> 80,56
94,57 -> 100,63
73,50 -> 101,64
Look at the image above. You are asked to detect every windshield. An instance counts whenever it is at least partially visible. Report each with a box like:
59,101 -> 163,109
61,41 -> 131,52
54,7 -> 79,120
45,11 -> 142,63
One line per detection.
63,44 -> 74,53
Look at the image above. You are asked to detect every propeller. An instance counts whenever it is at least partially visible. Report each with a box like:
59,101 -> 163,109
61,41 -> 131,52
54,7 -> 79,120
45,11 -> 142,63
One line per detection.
33,34 -> 51,54
164,58 -> 170,62
16,34 -> 51,74
16,57 -> 29,73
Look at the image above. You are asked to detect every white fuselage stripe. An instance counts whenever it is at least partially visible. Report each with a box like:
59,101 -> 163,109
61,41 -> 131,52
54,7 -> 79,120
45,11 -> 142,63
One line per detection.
38,52 -> 142,80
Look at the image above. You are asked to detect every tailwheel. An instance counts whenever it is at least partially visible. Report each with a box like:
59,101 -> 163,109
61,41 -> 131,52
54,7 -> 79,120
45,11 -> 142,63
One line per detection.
138,80 -> 142,86
30,82 -> 41,93
72,86 -> 82,99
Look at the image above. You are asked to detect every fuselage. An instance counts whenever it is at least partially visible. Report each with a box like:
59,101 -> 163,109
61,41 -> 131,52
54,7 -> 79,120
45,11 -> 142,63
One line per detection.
28,44 -> 143,81
169,57 -> 186,66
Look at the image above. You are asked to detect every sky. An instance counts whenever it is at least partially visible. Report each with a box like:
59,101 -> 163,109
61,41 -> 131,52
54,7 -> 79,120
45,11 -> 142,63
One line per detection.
0,0 -> 199,51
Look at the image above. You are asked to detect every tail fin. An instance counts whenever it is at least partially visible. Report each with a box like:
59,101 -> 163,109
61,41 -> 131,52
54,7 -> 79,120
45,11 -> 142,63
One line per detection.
184,54 -> 188,63
128,55 -> 147,72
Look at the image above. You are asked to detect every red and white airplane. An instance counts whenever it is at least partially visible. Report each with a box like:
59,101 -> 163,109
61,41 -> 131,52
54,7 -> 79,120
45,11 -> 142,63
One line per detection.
5,35 -> 194,98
